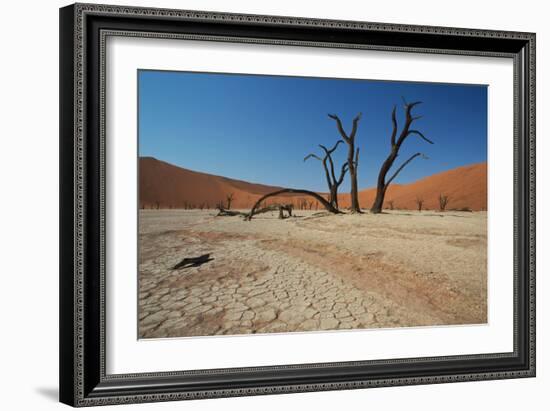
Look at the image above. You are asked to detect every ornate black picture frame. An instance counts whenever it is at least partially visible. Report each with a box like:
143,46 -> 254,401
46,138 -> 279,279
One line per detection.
59,3 -> 535,407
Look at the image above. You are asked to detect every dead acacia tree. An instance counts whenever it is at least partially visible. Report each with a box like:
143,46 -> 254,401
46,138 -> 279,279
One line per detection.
226,193 -> 234,209
216,208 -> 248,217
415,197 -> 424,212
370,100 -> 434,213
328,113 -> 362,213
439,193 -> 450,211
304,140 -> 348,210
218,203 -> 292,219
245,188 -> 339,220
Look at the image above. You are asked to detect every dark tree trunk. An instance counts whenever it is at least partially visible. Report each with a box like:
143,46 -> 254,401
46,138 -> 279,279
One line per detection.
328,113 -> 362,213
371,185 -> 386,214
349,162 -> 359,212
330,186 -> 338,209
245,189 -> 339,220
370,101 -> 434,214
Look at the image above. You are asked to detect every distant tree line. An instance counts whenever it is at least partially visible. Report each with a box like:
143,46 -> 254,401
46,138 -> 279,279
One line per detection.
140,192 -> 467,213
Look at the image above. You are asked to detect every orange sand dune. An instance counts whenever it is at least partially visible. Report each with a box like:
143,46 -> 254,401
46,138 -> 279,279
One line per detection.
140,157 -> 487,211
339,162 -> 487,211
140,157 -> 285,209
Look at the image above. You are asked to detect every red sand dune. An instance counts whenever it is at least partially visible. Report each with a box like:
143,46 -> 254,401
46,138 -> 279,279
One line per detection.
340,162 -> 487,211
140,157 -> 487,211
140,157 -> 284,209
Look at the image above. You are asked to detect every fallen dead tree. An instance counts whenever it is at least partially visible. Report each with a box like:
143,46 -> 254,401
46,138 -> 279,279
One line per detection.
217,203 -> 294,219
216,207 -> 248,217
245,189 -> 339,221
252,204 -> 294,219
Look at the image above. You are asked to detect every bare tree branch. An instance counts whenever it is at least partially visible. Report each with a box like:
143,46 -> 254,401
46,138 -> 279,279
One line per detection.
385,152 -> 422,187
328,113 -> 362,141
327,114 -> 349,142
327,152 -> 337,184
319,140 -> 344,154
319,141 -> 343,184
396,102 -> 423,147
304,153 -> 322,162
305,152 -> 332,191
336,162 -> 349,186
406,101 -> 422,114
349,112 -> 362,140
390,105 -> 398,146
407,130 -> 434,144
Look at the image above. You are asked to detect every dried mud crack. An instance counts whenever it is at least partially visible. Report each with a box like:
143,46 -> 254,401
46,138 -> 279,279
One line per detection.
139,209 -> 487,338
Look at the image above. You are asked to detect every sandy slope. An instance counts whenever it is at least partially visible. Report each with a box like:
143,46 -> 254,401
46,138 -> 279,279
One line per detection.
341,162 -> 487,211
139,157 -> 487,211
139,156 -> 285,209
139,209 -> 487,338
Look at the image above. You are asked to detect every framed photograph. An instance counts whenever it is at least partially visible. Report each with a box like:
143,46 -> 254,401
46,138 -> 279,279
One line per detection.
59,3 -> 535,407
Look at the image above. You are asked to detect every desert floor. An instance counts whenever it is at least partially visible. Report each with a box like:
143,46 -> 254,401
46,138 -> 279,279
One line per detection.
139,209 -> 487,338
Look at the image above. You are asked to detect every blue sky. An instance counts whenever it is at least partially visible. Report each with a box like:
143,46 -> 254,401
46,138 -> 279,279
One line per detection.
138,70 -> 487,192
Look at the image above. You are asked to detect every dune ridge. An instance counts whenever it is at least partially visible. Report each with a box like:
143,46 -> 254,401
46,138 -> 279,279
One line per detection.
139,157 -> 487,211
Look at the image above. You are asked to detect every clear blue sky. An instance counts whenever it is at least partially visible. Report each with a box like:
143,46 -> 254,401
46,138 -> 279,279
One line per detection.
138,70 -> 487,192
